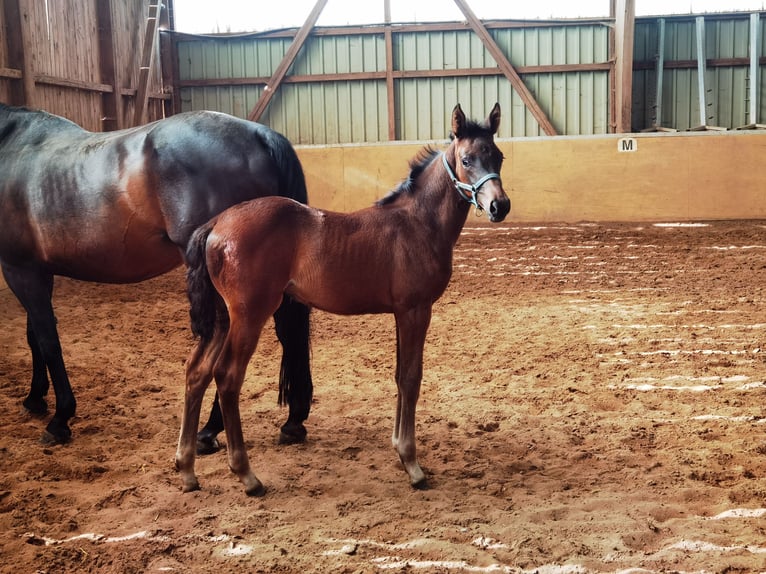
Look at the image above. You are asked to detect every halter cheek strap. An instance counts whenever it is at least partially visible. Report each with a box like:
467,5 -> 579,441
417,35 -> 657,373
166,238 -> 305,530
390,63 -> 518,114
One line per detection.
441,153 -> 501,212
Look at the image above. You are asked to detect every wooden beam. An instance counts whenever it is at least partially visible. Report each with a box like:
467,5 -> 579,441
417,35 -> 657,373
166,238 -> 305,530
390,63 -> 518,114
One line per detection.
613,0 -> 635,133
133,0 -> 161,126
384,0 -> 396,140
247,0 -> 328,122
178,62 -> 613,89
159,0 -> 176,117
3,0 -> 35,106
95,0 -> 123,131
452,0 -> 558,136
695,16 -> 707,128
748,12 -> 760,125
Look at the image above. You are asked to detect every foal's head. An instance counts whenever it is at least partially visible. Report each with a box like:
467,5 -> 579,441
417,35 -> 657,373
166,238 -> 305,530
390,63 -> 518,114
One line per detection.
447,103 -> 510,222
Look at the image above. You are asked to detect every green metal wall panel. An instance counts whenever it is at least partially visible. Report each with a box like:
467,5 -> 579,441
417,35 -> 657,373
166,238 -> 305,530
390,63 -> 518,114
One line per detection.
176,20 -> 610,143
633,14 -> 766,131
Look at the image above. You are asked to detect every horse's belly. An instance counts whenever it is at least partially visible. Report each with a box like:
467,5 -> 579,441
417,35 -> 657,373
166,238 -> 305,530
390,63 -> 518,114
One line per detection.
47,233 -> 182,283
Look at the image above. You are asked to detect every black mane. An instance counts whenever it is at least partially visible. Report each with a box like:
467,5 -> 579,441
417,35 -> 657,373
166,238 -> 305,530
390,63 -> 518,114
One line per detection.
376,146 -> 440,206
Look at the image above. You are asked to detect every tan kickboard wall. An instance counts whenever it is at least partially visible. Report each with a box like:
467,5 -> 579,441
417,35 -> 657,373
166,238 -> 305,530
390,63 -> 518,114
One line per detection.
297,130 -> 766,222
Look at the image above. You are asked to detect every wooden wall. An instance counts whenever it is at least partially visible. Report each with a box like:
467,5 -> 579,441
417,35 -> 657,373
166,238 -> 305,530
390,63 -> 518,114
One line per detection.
0,0 -> 171,131
297,130 -> 766,222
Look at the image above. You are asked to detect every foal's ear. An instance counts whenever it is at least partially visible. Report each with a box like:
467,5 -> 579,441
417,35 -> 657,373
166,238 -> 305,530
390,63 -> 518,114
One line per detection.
451,104 -> 466,138
486,102 -> 501,135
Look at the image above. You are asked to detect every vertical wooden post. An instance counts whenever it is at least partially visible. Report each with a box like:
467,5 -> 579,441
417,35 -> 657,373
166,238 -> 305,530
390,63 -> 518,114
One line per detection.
655,18 -> 666,129
95,0 -> 123,130
613,0 -> 635,133
384,0 -> 396,140
159,0 -> 175,118
133,0 -> 161,126
4,0 -> 36,106
749,12 -> 760,126
695,16 -> 707,128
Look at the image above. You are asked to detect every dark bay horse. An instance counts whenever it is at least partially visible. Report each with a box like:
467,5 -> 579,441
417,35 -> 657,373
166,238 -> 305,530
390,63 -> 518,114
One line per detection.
0,104 -> 313,446
176,103 -> 510,495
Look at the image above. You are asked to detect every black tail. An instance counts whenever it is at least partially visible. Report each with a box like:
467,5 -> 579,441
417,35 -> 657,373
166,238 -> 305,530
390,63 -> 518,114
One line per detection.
274,297 -> 313,410
255,125 -> 309,204
186,221 -> 227,342
256,125 -> 314,421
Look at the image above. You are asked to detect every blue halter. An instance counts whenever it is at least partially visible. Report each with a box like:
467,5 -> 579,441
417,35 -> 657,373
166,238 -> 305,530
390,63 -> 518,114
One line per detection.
441,153 -> 501,212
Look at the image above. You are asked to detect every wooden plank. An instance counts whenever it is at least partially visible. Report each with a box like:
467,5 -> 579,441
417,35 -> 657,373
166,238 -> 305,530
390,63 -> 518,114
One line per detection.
613,0 -> 635,133
159,0 -> 175,117
178,62 -> 613,89
452,0 -> 558,136
0,67 -> 23,79
247,0 -> 328,122
3,0 -> 35,106
35,74 -> 113,92
749,13 -> 760,125
132,0 -> 161,126
384,0 -> 396,140
634,56 -> 766,70
96,0 -> 123,130
695,16 -> 707,128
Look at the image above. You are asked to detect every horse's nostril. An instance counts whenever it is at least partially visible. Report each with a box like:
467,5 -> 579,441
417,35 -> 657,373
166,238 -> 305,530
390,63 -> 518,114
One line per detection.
489,198 -> 511,221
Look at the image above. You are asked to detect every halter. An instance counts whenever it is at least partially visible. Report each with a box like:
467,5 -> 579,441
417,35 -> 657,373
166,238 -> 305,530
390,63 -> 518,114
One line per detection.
441,153 -> 501,214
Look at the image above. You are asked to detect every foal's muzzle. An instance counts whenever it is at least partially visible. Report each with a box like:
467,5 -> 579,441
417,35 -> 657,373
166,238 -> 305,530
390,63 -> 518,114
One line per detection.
487,195 -> 511,222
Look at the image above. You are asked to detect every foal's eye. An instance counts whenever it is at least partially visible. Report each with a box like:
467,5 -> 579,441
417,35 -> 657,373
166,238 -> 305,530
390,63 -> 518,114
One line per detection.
461,157 -> 471,168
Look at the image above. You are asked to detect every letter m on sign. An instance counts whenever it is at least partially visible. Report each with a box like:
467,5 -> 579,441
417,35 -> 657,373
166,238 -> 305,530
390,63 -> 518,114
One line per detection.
618,138 -> 637,152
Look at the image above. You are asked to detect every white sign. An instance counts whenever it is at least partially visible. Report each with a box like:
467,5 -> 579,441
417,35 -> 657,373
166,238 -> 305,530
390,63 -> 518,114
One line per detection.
618,138 -> 637,152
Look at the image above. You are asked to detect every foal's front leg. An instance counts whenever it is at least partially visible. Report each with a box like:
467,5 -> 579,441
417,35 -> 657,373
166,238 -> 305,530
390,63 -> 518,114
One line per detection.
392,305 -> 432,488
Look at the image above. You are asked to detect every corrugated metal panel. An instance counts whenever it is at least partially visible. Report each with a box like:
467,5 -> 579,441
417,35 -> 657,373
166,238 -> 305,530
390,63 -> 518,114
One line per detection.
178,34 -> 387,144
633,15 -> 765,131
396,25 -> 609,139
177,21 -> 610,143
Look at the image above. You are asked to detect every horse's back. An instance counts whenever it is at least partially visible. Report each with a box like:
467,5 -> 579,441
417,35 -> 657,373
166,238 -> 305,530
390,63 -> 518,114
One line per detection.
0,108 -> 307,283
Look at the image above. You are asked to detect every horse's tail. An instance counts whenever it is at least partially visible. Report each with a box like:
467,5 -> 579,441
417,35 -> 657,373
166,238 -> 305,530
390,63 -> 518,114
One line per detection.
186,221 -> 227,342
274,298 -> 313,411
256,125 -> 309,205
255,126 -> 314,422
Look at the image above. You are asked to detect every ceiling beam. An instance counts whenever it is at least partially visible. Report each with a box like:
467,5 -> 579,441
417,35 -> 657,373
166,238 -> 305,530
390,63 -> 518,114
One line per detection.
452,0 -> 558,136
248,0 -> 328,122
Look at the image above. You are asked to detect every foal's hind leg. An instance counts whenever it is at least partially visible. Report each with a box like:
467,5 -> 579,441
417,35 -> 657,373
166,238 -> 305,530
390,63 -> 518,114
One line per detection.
195,297 -> 313,452
214,314 -> 272,496
392,305 -> 432,488
176,330 -> 225,493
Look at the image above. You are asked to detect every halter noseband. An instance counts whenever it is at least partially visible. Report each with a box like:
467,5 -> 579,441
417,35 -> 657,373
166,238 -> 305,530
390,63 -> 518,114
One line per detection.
441,152 -> 501,213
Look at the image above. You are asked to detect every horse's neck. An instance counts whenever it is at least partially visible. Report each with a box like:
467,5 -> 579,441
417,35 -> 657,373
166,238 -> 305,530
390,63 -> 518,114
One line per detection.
421,156 -> 471,247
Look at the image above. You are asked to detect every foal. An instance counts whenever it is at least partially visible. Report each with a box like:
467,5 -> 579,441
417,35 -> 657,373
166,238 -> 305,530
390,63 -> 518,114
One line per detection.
176,104 -> 510,495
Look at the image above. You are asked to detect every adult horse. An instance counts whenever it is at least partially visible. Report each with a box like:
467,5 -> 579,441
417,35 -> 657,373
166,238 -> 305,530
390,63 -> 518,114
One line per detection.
0,104 -> 312,447
176,103 -> 510,495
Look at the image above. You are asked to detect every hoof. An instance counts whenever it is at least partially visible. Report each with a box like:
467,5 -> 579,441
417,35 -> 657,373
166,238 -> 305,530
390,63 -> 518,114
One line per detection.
196,434 -> 221,456
411,477 -> 429,490
245,482 -> 266,497
39,430 -> 68,446
278,422 -> 307,445
181,480 -> 201,494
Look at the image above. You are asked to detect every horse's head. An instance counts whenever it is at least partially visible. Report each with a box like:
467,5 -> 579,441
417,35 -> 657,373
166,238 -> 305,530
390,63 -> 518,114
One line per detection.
445,103 -> 511,223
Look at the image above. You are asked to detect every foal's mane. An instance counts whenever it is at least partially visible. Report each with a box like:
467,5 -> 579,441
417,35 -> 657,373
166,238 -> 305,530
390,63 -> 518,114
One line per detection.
376,116 -> 493,207
376,146 -> 440,206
